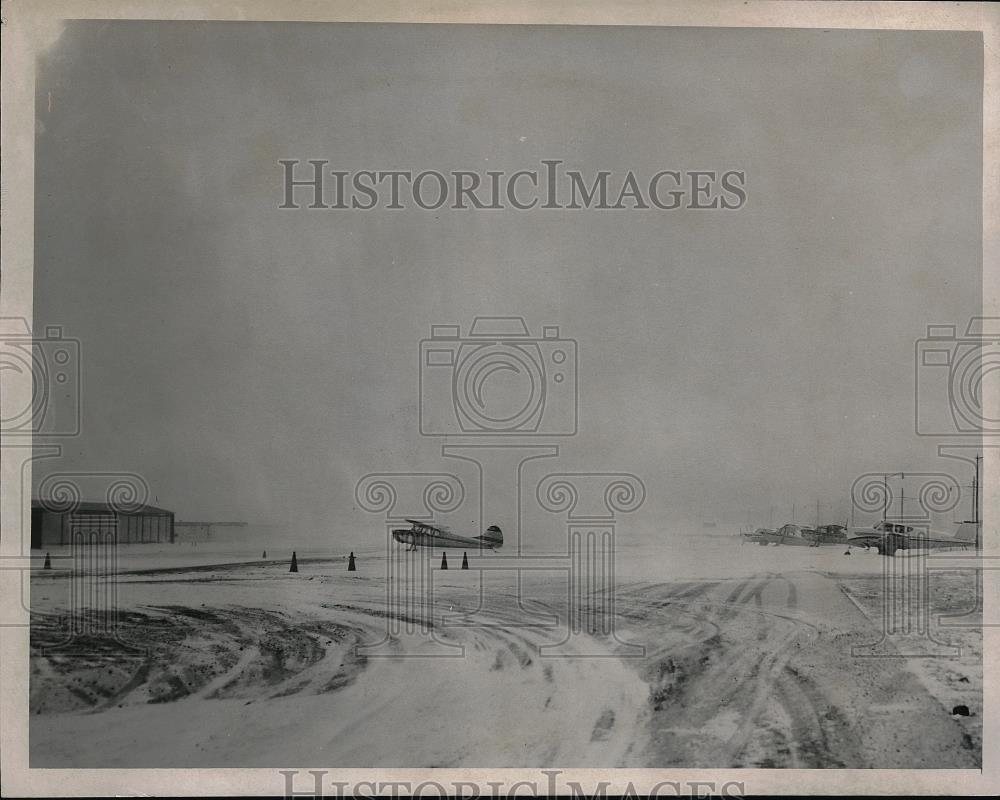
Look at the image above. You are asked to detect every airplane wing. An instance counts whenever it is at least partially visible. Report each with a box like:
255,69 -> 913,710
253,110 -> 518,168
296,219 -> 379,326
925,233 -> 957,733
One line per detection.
909,535 -> 974,551
403,519 -> 451,536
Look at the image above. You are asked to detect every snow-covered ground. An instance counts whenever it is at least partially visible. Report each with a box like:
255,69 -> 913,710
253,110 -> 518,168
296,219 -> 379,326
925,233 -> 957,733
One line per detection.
28,536 -> 982,768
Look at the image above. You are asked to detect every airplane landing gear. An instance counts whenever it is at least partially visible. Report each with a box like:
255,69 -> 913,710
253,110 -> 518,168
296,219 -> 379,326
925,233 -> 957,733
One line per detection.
877,534 -> 904,557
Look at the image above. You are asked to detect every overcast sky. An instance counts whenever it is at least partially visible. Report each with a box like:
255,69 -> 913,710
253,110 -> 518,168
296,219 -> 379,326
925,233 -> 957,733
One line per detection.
34,23 -> 983,547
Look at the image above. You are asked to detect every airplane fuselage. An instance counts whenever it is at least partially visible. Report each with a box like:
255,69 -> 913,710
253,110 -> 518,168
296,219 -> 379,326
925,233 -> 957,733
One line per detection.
847,521 -> 978,556
392,528 -> 499,551
742,528 -> 777,545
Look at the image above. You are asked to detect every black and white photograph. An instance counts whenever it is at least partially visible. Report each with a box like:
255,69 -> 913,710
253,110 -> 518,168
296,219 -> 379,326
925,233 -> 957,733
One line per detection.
1,1 -> 997,796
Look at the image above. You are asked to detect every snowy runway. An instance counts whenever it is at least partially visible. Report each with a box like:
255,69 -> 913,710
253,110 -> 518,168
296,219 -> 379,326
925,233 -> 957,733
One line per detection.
29,539 -> 982,768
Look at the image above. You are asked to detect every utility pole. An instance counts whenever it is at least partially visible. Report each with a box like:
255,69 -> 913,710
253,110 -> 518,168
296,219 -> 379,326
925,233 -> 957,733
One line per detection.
974,453 -> 980,525
975,454 -> 981,550
884,472 -> 905,525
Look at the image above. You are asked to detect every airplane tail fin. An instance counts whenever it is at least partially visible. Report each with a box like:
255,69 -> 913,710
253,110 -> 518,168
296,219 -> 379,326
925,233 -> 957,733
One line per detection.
955,522 -> 981,543
477,525 -> 503,548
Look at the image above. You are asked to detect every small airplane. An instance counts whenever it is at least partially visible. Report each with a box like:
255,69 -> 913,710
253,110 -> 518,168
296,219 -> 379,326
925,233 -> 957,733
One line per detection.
741,527 -> 777,545
743,523 -> 851,547
775,522 -> 860,547
773,523 -> 815,546
803,524 -> 849,546
847,520 -> 979,556
392,519 -> 504,552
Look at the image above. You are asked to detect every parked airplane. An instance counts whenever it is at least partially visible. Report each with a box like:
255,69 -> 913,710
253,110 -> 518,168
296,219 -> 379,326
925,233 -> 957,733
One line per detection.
847,520 -> 979,556
742,527 -> 777,545
803,524 -> 849,546
774,523 -> 815,546
743,523 -> 851,547
392,519 -> 504,552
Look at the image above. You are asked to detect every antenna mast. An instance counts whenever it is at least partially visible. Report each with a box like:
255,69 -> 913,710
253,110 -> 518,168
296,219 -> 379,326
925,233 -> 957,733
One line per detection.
975,454 -> 981,550
974,453 -> 980,525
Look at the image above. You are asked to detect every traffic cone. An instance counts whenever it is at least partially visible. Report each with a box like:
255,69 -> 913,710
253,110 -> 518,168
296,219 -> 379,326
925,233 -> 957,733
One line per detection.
43,552 -> 51,570
347,552 -> 356,571
289,551 -> 299,573
461,551 -> 469,570
262,550 -> 267,559
440,552 -> 448,570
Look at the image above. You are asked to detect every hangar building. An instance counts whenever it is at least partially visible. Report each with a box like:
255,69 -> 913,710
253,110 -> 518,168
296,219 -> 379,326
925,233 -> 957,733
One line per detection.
30,500 -> 176,548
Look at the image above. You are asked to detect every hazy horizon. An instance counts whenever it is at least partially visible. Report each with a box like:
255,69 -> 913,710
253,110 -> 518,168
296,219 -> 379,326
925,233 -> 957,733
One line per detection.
33,22 -> 983,548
